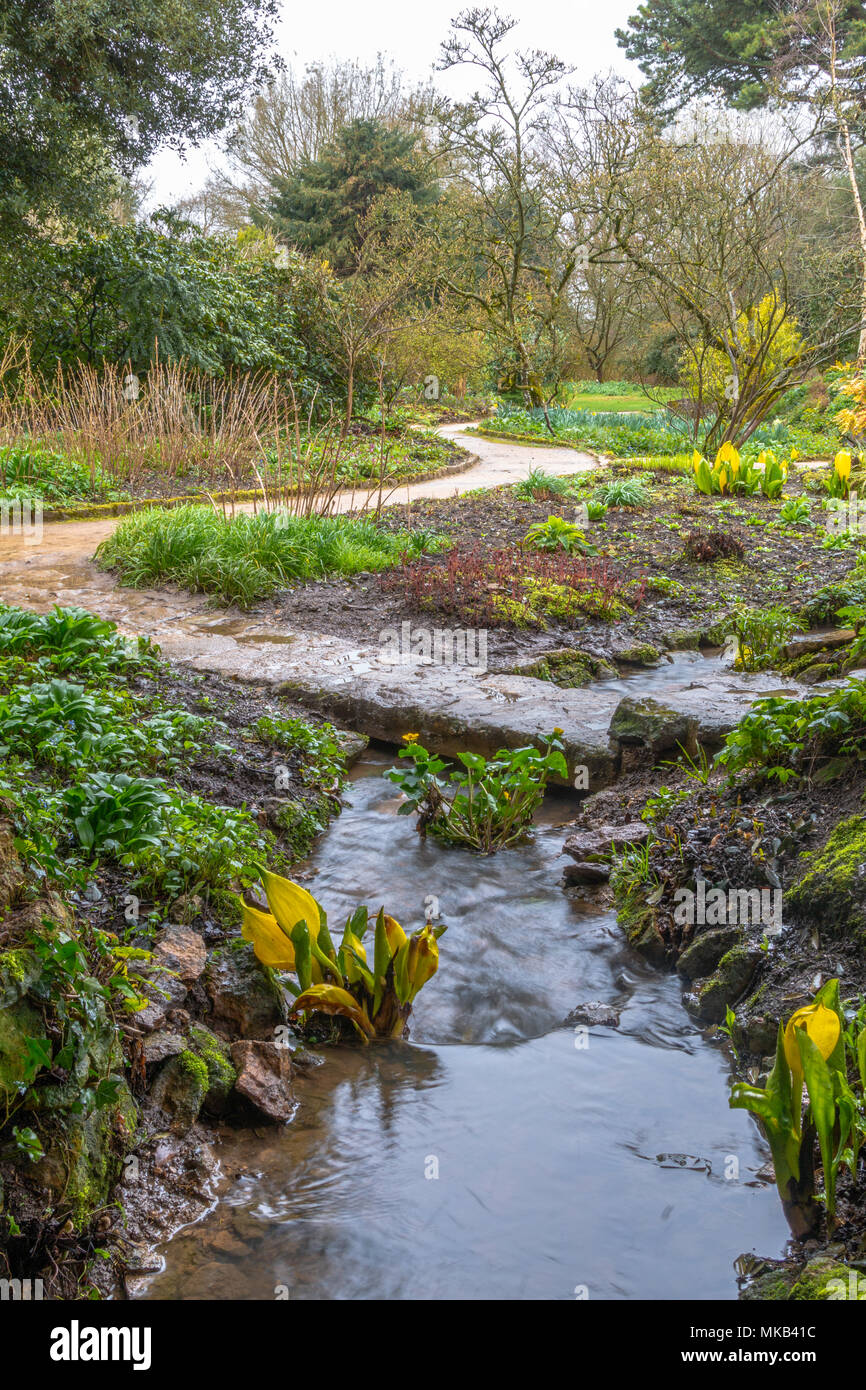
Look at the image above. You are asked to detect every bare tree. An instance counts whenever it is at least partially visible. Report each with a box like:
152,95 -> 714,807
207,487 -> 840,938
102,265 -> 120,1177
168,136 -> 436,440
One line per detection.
197,55 -> 434,229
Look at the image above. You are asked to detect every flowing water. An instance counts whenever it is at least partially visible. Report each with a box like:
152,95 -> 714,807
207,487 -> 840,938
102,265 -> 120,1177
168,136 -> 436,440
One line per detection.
142,750 -> 789,1302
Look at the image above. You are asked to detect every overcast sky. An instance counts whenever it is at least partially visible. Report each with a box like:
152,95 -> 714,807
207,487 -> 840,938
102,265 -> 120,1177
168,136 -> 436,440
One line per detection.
143,0 -> 642,207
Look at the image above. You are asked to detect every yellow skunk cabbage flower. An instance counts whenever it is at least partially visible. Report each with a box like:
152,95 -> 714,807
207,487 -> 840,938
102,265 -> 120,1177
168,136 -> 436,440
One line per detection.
717,467 -> 728,492
692,450 -> 703,474
783,1001 -> 841,1128
239,869 -> 323,973
716,441 -> 740,471
835,451 -> 853,481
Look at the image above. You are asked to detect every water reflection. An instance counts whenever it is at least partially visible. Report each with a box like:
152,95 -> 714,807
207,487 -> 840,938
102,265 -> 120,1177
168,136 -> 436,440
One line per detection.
142,756 -> 789,1301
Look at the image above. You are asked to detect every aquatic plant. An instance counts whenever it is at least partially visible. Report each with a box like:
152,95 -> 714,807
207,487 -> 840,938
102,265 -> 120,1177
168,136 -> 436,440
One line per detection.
386,734 -> 567,853
238,866 -> 445,1041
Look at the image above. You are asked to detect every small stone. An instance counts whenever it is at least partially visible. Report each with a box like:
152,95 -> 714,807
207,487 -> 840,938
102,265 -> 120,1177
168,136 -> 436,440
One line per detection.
563,861 -> 610,884
142,1030 -> 186,1065
563,821 -> 649,861
153,924 -> 207,985
562,1001 -> 621,1028
230,1041 -> 294,1123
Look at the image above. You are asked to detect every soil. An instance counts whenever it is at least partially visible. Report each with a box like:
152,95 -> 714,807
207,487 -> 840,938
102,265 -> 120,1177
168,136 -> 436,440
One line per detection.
255,467 -> 854,670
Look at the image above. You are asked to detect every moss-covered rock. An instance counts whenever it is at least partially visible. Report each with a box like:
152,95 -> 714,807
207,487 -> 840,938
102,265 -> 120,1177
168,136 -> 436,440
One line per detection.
150,1050 -> 209,1129
0,997 -> 43,1107
785,815 -> 866,942
617,642 -> 662,666
677,927 -> 744,982
521,648 -> 618,688
688,946 -> 762,1024
0,948 -> 41,1007
790,1255 -> 866,1300
188,1023 -> 237,1115
609,696 -> 699,758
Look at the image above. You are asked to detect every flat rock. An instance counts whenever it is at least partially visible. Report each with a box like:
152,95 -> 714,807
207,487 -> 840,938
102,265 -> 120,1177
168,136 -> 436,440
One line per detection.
609,696 -> 699,757
230,1041 -> 294,1123
563,861 -> 611,885
562,1002 -> 621,1028
563,821 -> 649,861
783,628 -> 856,659
142,1030 -> 187,1064
153,923 -> 207,985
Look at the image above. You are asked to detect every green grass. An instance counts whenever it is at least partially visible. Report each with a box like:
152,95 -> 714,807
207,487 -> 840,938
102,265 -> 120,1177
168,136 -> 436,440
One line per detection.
95,504 -> 443,606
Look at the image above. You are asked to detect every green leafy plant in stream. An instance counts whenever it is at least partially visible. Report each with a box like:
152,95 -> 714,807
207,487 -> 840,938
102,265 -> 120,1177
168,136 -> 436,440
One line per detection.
96,506 -> 441,607
385,733 -> 567,853
717,680 -> 866,781
522,515 -> 595,555
725,605 -> 801,671
729,981 -> 866,1237
237,868 -> 445,1041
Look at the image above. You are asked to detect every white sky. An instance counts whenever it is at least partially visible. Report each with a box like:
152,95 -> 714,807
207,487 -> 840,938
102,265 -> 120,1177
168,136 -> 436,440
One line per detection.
143,0 -> 642,206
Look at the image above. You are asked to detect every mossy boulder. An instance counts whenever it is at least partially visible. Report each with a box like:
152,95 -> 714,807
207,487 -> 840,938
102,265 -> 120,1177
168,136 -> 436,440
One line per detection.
609,696 -> 699,758
0,997 -> 44,1107
617,642 -> 662,666
150,1050 -> 210,1129
0,948 -> 41,1007
687,946 -> 762,1024
522,648 -> 618,689
188,1023 -> 237,1115
785,815 -> 866,942
790,1255 -> 865,1301
29,1078 -> 138,1229
677,927 -> 745,982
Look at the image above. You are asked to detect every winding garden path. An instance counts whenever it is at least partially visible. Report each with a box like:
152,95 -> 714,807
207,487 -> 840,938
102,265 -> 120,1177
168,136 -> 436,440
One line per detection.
0,426 -> 819,779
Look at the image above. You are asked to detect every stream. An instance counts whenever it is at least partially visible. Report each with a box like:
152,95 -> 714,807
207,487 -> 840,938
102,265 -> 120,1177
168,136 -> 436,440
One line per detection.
140,749 -> 790,1302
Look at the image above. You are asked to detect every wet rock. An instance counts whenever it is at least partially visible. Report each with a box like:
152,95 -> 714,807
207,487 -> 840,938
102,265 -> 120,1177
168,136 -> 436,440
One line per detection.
677,926 -> 745,982
188,1023 -> 237,1115
230,1040 -> 294,1123
616,642 -> 662,666
142,1030 -> 187,1065
153,923 -> 207,985
334,728 -> 369,767
563,821 -> 649,861
563,861 -> 610,885
686,946 -> 762,1024
205,942 -> 288,1040
150,1051 -> 210,1129
782,628 -> 856,659
131,965 -> 189,1033
562,1001 -> 621,1028
0,947 -> 42,1007
609,696 -> 699,759
514,648 -> 618,688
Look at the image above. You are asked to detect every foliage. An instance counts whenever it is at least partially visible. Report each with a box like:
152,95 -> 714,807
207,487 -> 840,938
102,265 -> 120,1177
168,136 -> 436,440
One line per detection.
381,544 -> 638,629
690,443 -> 787,499
725,605 -> 801,672
96,505 -> 438,606
522,514 -> 595,555
0,443 -> 126,504
253,715 -> 347,789
717,680 -> 866,781
0,604 -> 157,678
598,476 -> 649,508
0,0 -> 279,231
268,119 -> 438,276
385,733 -> 567,853
512,467 -> 575,501
237,867 -> 445,1040
730,981 -> 866,1236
